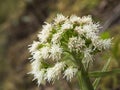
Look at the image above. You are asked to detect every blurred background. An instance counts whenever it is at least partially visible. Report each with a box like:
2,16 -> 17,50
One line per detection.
0,0 -> 120,90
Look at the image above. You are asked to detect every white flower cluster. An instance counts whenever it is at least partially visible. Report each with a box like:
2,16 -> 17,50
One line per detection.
28,14 -> 112,85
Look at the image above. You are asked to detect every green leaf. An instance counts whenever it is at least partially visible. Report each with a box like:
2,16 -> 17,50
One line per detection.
93,58 -> 111,90
89,69 -> 120,78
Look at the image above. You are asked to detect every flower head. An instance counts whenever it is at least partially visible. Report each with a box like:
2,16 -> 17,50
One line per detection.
63,67 -> 78,81
50,44 -> 63,61
28,14 -> 112,85
70,15 -> 81,23
61,21 -> 73,30
28,41 -> 40,53
54,14 -> 67,24
38,22 -> 52,43
40,46 -> 50,60
45,62 -> 65,82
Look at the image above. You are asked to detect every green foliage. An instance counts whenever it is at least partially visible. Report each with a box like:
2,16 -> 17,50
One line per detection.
93,58 -> 111,90
89,69 -> 120,78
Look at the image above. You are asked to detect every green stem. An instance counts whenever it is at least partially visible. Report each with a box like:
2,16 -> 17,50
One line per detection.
72,54 -> 94,90
77,62 -> 94,90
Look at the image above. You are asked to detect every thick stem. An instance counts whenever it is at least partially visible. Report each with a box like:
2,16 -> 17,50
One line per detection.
77,62 -> 94,90
77,70 -> 94,90
72,53 -> 94,90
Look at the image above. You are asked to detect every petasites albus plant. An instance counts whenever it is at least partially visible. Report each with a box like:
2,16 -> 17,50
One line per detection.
28,14 -> 113,90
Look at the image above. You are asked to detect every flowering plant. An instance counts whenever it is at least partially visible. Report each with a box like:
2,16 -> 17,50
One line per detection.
28,14 -> 113,90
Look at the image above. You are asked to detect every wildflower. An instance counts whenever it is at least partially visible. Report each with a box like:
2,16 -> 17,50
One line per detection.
68,37 -> 85,52
28,14 -> 112,85
50,44 -> 63,61
45,62 -> 65,82
40,46 -> 50,60
61,21 -> 73,30
74,26 -> 84,35
63,67 -> 78,81
51,32 -> 62,44
100,39 -> 112,50
38,22 -> 52,43
80,15 -> 92,24
28,41 -> 40,53
30,60 -> 42,73
70,15 -> 81,23
82,48 -> 93,64
32,50 -> 41,60
54,14 -> 67,24
33,70 -> 45,86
